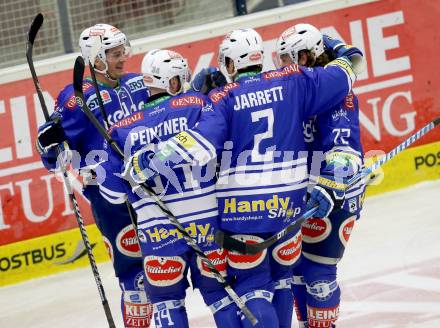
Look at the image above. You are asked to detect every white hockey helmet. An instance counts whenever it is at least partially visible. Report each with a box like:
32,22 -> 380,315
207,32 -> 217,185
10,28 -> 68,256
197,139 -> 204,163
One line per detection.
79,23 -> 130,74
275,23 -> 324,67
141,49 -> 190,96
218,28 -> 264,80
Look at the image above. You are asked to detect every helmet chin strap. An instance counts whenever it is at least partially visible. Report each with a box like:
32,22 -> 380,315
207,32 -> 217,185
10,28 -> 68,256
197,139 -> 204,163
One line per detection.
94,60 -> 118,83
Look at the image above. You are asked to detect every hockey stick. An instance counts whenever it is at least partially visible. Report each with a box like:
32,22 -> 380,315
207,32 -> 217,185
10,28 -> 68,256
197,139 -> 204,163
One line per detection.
26,14 -> 116,328
73,56 -> 258,326
216,115 -> 440,254
85,36 -> 140,232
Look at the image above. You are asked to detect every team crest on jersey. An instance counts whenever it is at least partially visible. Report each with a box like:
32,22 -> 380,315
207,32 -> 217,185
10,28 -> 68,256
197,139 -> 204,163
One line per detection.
144,256 -> 185,287
227,235 -> 267,269
171,95 -> 204,108
102,236 -> 114,263
116,225 -> 141,257
197,249 -> 228,278
301,218 -> 332,243
263,64 -> 301,80
272,230 -> 302,266
338,216 -> 356,247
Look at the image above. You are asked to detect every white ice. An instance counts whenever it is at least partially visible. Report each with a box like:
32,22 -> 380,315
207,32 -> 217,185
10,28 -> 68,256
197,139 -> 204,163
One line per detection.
1,180 -> 440,327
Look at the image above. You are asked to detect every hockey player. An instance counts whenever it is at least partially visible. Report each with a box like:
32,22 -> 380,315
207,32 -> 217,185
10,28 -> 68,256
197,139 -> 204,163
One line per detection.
35,24 -> 152,327
275,23 -> 365,328
125,28 -> 359,328
98,49 -> 240,328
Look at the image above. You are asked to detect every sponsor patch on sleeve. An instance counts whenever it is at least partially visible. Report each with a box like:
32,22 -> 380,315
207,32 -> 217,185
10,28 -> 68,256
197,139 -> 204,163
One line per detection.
174,131 -> 196,150
209,82 -> 239,104
344,92 -> 354,109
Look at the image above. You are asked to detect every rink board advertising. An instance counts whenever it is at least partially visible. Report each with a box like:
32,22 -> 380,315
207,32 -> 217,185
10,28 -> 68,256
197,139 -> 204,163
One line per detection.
1,0 -> 439,285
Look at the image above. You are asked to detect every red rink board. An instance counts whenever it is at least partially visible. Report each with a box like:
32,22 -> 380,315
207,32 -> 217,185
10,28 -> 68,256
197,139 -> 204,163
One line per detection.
0,0 -> 439,245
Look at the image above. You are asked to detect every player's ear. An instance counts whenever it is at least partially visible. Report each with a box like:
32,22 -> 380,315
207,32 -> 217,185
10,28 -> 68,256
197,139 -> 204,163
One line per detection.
226,57 -> 235,74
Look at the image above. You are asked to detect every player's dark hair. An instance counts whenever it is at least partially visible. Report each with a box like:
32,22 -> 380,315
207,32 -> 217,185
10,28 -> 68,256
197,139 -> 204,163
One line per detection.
237,64 -> 263,74
314,50 -> 331,67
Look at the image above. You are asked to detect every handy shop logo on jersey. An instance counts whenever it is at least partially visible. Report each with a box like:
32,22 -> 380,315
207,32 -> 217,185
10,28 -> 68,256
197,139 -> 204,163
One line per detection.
144,222 -> 214,244
223,195 -> 301,219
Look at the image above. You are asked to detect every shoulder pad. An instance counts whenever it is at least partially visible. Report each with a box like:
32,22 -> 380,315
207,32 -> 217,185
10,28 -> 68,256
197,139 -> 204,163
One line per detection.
208,82 -> 240,104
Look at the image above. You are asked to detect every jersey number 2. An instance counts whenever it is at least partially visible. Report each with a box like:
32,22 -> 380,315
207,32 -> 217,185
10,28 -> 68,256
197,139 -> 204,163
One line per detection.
251,108 -> 274,162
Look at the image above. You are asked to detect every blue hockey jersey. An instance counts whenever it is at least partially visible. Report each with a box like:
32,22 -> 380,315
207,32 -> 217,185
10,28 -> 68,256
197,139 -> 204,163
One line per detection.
98,92 -> 220,256
304,91 -> 365,215
41,73 -> 148,170
149,60 -> 357,233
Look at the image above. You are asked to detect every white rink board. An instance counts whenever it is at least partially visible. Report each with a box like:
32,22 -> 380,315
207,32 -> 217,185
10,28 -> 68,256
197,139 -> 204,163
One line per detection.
1,180 -> 439,327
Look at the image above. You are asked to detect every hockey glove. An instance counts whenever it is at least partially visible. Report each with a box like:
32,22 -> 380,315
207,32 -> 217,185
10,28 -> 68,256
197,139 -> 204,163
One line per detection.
36,116 -> 66,155
306,174 -> 346,218
306,151 -> 361,218
122,148 -> 157,185
190,67 -> 227,94
323,35 -> 366,75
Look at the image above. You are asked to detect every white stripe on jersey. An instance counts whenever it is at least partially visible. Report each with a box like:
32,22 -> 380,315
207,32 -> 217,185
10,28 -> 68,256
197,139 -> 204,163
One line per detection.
99,184 -> 127,204
137,209 -> 219,229
135,192 -> 217,225
188,130 -> 217,159
131,185 -> 216,209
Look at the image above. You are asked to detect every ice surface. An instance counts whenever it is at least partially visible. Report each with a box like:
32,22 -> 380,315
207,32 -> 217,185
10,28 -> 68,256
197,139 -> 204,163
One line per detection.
1,180 -> 439,327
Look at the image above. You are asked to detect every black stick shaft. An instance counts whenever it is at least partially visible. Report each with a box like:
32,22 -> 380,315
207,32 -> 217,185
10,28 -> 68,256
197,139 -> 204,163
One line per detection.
26,14 -> 115,328
73,56 -> 258,325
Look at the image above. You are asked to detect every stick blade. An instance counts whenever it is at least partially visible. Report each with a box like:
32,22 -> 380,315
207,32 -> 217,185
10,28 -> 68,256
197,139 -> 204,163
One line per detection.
28,13 -> 44,45
73,56 -> 85,95
215,231 -> 248,254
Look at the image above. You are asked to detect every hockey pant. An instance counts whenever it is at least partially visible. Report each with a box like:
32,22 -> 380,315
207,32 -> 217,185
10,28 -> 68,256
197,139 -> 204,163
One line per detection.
225,227 -> 302,328
86,185 -> 152,327
142,248 -> 240,328
292,209 -> 357,328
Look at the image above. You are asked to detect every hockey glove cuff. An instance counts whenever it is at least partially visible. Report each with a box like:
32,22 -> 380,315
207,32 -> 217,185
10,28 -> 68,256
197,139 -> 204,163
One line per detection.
36,116 -> 66,155
123,148 -> 157,185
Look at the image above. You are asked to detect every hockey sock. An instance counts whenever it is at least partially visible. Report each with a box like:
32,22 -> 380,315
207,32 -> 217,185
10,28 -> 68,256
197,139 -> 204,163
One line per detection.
152,299 -> 189,328
303,258 -> 340,328
240,291 -> 279,328
292,275 -> 308,328
272,278 -> 294,328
